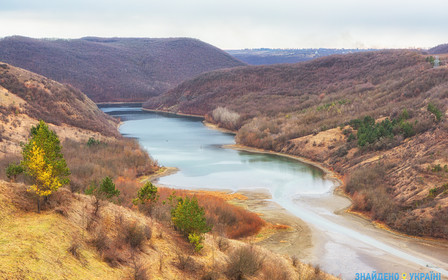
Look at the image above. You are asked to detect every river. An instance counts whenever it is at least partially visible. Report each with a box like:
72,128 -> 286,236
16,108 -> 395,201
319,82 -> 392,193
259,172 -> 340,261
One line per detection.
103,105 -> 448,279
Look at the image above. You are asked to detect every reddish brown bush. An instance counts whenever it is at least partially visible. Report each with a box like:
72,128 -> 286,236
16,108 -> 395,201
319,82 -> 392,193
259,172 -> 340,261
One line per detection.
157,187 -> 265,239
62,138 -> 158,197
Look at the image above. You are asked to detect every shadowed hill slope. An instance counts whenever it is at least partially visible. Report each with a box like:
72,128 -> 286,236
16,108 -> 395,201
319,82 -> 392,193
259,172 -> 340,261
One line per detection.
0,36 -> 245,102
226,48 -> 374,65
429,43 -> 448,54
144,50 -> 446,119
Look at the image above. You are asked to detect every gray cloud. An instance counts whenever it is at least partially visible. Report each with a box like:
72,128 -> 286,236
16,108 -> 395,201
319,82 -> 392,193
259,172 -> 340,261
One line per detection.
1,0 -> 447,49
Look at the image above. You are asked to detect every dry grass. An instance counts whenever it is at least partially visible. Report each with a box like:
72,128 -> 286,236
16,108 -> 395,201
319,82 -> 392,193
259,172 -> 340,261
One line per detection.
157,187 -> 265,239
62,138 -> 158,195
0,180 -> 340,280
0,63 -> 119,136
144,50 -> 448,240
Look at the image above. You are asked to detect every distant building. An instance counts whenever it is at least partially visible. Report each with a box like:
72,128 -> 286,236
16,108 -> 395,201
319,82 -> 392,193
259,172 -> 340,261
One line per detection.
434,56 -> 440,67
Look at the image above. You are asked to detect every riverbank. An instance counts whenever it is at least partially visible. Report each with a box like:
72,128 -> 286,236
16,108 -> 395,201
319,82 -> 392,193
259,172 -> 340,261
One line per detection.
115,106 -> 448,278
141,107 -> 204,118
229,189 -> 314,260
137,109 -> 440,241
140,166 -> 179,183
220,142 -> 448,277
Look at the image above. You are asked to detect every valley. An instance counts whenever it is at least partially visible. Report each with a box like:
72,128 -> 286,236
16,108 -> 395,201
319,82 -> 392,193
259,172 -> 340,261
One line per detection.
110,106 -> 448,278
1,36 -> 448,279
143,49 -> 448,241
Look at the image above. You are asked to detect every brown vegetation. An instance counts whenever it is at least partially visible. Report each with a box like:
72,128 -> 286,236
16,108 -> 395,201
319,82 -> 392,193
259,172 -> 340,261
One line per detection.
155,187 -> 266,239
62,138 -> 158,195
144,50 -> 448,240
0,36 -> 245,102
0,62 -> 119,136
0,62 -> 330,279
0,180 -> 338,280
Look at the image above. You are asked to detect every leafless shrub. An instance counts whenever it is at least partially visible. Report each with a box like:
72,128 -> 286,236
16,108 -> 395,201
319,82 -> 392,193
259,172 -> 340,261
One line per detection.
211,107 -> 241,130
68,238 -> 82,260
225,245 -> 264,279
217,237 -> 229,251
102,248 -> 121,267
122,221 -> 149,249
201,270 -> 220,280
262,263 -> 290,280
129,253 -> 149,280
90,227 -> 109,253
174,252 -> 201,272
291,255 -> 299,267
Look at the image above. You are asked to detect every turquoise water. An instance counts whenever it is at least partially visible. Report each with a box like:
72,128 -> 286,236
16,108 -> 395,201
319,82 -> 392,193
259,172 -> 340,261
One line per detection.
104,106 -> 333,195
102,106 -> 448,279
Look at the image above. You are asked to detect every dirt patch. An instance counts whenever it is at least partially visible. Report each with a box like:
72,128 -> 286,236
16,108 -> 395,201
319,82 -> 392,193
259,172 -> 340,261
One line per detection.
229,189 -> 313,260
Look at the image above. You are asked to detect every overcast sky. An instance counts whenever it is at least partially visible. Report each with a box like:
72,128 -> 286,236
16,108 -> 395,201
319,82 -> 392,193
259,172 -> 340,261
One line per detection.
0,0 -> 446,49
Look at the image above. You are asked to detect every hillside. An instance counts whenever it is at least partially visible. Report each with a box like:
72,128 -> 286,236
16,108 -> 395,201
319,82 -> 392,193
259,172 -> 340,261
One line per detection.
226,48 -> 374,65
0,180 -> 337,280
0,61 -> 158,192
428,43 -> 448,54
0,62 -> 118,137
143,50 -> 448,239
0,36 -> 245,102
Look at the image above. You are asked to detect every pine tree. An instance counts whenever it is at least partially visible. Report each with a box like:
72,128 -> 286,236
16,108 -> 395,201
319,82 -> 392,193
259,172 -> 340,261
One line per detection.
171,196 -> 211,251
21,120 -> 70,212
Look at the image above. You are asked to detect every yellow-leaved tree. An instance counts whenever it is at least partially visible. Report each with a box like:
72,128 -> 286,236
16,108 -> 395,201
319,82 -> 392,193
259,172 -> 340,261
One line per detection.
22,120 -> 70,213
26,145 -> 62,197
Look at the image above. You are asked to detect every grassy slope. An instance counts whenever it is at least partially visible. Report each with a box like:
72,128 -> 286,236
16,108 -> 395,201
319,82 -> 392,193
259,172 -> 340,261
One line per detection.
0,36 -> 246,102
0,62 -> 158,195
143,50 -> 448,239
0,62 -> 119,137
0,181 -> 337,280
0,183 -> 124,280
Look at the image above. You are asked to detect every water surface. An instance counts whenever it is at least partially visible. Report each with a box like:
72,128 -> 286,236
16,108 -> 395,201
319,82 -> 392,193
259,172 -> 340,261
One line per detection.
103,106 -> 448,279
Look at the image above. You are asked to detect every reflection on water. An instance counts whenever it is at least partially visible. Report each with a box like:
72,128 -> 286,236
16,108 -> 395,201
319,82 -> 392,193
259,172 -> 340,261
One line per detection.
102,106 -> 448,279
103,107 -> 333,196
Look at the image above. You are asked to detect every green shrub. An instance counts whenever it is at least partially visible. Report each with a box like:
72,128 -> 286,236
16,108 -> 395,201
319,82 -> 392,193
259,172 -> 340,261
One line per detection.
171,196 -> 211,251
428,188 -> 438,198
432,164 -> 443,172
87,137 -> 102,147
427,103 -> 442,122
85,176 -> 120,215
350,115 -> 415,148
188,233 -> 204,252
133,181 -> 159,205
6,162 -> 24,181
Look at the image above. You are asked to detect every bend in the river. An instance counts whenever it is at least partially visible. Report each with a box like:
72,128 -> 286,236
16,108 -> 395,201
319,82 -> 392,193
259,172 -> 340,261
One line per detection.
102,106 -> 448,279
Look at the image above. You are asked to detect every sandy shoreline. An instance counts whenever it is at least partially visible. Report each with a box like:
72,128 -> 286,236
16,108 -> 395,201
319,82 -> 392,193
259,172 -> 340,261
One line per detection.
140,166 -> 179,183
230,189 -> 314,260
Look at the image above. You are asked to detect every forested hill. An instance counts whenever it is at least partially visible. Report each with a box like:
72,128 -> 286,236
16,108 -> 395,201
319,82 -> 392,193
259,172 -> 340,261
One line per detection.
428,43 -> 448,54
144,50 -> 447,118
0,36 -> 245,102
226,48 -> 374,65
